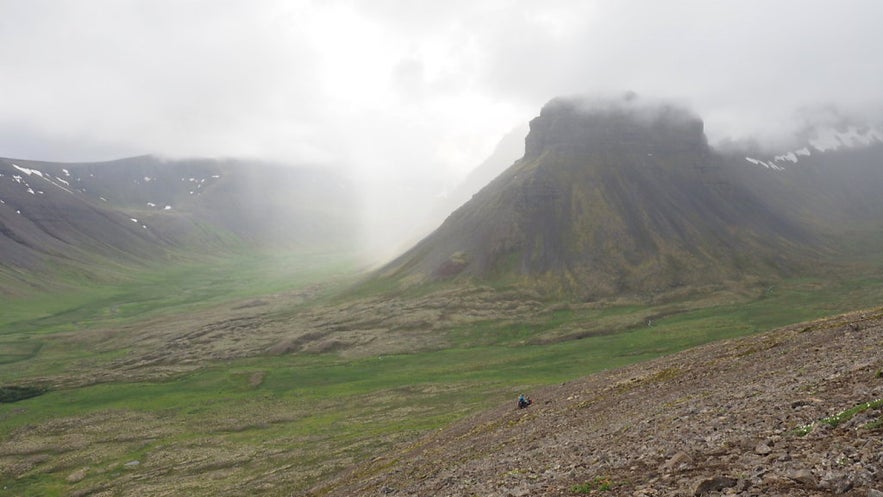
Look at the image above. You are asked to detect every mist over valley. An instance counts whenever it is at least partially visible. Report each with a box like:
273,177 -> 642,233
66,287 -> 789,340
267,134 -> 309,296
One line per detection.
2,2 -> 883,496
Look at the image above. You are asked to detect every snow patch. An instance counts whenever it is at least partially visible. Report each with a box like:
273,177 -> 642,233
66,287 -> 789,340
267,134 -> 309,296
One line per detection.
744,126 -> 882,172
130,218 -> 138,223
144,176 -> 152,182
55,176 -> 70,186
164,205 -> 172,210
26,188 -> 35,195
12,164 -> 44,178
744,157 -> 784,171
147,202 -> 156,207
62,168 -> 70,176
774,152 -> 798,163
100,196 -> 107,202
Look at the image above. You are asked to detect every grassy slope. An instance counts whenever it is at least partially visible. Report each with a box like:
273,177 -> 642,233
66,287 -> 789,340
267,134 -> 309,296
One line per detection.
1,252 -> 883,495
0,250 -> 364,379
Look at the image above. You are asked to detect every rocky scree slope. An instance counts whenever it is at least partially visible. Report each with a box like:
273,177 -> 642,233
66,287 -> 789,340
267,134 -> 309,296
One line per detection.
312,308 -> 883,497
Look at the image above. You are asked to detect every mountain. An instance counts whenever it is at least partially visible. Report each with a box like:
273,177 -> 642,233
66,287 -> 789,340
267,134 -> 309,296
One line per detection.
372,95 -> 865,299
724,127 -> 883,237
312,308 -> 883,497
0,155 -> 358,292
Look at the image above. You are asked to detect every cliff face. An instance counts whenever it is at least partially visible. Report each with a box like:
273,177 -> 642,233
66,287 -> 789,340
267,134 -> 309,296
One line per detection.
375,95 -> 816,298
524,96 -> 707,160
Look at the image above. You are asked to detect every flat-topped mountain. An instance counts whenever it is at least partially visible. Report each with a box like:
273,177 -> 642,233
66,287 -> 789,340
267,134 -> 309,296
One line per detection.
373,95 -> 862,299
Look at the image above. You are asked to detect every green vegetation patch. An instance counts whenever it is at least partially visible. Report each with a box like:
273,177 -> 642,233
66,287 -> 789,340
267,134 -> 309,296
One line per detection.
794,398 -> 883,435
572,476 -> 615,493
4,250 -> 883,495
0,385 -> 47,403
0,340 -> 43,365
820,398 -> 883,428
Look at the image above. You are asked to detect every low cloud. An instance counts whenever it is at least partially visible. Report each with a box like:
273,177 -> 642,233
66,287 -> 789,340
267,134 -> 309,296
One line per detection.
1,0 -> 881,253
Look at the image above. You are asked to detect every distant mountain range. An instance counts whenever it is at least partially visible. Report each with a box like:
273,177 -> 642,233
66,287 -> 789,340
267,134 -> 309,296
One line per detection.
372,95 -> 883,299
0,155 -> 359,293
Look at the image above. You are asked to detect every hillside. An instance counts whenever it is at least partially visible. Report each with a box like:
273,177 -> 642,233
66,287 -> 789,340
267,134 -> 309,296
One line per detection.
0,155 -> 358,293
372,95 -> 883,299
312,308 -> 883,497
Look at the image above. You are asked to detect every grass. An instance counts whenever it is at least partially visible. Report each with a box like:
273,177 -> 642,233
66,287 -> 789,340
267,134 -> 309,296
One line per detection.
3,253 -> 883,495
0,249 -> 363,335
0,248 -> 365,382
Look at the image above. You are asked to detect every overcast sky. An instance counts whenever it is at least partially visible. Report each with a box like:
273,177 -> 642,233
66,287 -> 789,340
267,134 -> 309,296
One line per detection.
2,1 -> 882,253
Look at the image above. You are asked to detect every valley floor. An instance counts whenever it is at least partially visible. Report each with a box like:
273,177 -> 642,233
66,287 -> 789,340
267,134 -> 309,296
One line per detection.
1,253 -> 883,496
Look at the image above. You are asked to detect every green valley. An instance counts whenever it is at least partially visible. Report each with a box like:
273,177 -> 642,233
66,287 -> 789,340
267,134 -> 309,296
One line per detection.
3,247 -> 883,496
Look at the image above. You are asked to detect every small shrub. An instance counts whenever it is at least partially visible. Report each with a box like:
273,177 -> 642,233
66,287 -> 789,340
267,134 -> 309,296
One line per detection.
0,385 -> 47,403
792,423 -> 814,437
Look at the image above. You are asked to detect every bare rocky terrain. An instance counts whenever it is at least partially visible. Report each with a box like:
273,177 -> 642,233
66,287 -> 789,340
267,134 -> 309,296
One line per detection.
311,308 -> 883,497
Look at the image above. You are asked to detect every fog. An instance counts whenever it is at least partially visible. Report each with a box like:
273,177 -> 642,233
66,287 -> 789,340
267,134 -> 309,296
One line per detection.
2,0 -> 882,258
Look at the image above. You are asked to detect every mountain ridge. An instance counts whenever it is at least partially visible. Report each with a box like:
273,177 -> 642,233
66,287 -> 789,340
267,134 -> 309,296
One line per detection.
0,155 -> 360,293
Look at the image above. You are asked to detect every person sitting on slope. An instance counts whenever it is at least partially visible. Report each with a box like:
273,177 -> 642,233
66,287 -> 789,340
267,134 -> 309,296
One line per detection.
517,393 -> 532,409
